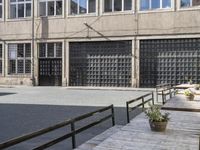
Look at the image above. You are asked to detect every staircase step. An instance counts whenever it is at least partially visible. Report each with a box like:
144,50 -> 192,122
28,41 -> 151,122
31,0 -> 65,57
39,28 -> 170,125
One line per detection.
75,125 -> 122,150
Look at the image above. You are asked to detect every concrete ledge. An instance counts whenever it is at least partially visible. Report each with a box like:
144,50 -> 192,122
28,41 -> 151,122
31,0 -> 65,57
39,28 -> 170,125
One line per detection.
66,86 -> 154,92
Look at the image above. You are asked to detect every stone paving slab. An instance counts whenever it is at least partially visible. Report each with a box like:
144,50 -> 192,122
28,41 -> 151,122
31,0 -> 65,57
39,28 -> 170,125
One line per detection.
94,111 -> 200,150
75,125 -> 122,150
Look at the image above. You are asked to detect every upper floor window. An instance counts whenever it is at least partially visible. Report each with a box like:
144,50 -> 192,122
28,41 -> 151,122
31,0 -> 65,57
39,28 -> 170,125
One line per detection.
140,0 -> 171,11
39,0 -> 62,17
70,0 -> 96,15
10,0 -> 32,19
181,0 -> 200,8
8,43 -> 31,74
0,0 -> 2,19
104,0 -> 132,12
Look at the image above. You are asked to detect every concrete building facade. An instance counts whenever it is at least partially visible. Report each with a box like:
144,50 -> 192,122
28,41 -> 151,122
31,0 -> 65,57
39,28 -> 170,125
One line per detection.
0,0 -> 200,87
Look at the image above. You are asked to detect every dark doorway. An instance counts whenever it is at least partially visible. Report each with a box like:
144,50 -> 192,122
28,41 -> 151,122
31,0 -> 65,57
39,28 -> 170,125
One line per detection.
39,58 -> 62,86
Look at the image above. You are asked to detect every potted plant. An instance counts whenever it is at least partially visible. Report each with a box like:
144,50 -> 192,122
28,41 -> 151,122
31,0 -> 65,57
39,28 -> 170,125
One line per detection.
195,84 -> 200,90
145,105 -> 170,132
184,89 -> 194,101
188,79 -> 193,85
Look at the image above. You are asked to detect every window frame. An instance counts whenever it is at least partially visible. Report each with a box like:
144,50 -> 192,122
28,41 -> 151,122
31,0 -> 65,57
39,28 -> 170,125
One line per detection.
8,43 -> 31,75
39,0 -> 63,17
9,0 -> 32,19
103,0 -> 133,13
0,0 -> 3,20
139,0 -> 173,12
69,0 -> 97,16
38,42 -> 62,58
179,0 -> 200,9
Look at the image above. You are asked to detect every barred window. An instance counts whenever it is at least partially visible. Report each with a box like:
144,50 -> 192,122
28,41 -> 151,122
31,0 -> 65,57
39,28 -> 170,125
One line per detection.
39,42 -> 62,58
10,0 -> 32,19
8,43 -> 31,74
39,0 -> 62,16
0,0 -> 2,18
0,44 -> 2,74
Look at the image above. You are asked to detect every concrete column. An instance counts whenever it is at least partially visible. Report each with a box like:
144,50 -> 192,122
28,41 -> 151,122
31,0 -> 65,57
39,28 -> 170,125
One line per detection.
2,42 -> 5,77
4,42 -> 8,76
65,40 -> 70,86
135,38 -> 140,87
131,38 -> 139,88
33,41 -> 38,86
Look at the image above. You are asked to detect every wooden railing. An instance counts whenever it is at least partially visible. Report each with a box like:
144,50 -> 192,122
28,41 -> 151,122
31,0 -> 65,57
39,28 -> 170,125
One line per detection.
0,105 -> 115,150
126,92 -> 154,123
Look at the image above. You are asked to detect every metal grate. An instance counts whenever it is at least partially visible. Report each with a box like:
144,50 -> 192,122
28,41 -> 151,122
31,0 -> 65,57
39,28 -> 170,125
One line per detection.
0,44 -> 2,74
140,38 -> 200,87
69,41 -> 132,87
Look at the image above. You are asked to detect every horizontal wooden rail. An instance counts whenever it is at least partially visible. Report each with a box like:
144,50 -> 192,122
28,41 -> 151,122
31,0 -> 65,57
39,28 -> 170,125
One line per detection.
0,105 -> 115,150
126,92 -> 154,123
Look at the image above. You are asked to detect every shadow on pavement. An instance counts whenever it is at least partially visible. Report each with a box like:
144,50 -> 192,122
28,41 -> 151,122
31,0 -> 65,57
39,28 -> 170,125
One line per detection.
0,104 -> 142,150
0,93 -> 16,96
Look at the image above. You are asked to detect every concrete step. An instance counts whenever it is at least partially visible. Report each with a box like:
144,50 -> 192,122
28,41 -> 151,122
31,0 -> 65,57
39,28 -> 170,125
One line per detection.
75,125 -> 122,150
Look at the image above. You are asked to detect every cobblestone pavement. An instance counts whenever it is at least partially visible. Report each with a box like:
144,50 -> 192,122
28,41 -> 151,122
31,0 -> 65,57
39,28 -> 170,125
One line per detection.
0,86 -> 154,150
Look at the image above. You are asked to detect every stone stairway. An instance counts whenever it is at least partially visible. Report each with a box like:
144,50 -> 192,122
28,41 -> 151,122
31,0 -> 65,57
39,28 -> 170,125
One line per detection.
75,125 -> 122,150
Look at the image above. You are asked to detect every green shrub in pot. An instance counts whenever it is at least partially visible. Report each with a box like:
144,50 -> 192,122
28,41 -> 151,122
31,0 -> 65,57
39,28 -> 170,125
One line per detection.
145,105 -> 170,132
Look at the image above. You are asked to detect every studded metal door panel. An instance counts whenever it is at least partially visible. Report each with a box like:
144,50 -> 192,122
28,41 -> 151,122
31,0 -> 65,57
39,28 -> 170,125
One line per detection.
39,59 -> 62,86
69,41 -> 132,87
140,39 -> 200,87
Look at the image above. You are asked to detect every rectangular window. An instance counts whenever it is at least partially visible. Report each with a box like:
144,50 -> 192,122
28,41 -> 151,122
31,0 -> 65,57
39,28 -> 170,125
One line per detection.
140,0 -> 171,10
0,0 -> 2,19
39,43 -> 62,58
104,0 -> 132,12
9,0 -> 32,19
39,0 -> 62,17
8,43 -> 31,74
0,44 -> 2,74
181,0 -> 200,7
70,0 -> 96,15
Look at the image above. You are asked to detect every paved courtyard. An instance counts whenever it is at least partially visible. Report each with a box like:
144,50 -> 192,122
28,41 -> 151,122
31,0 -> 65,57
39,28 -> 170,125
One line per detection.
0,86 -> 153,149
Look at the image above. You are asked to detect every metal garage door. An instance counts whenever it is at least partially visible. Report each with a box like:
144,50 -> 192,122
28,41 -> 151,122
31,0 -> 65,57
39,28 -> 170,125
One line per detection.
140,39 -> 200,87
69,41 -> 132,87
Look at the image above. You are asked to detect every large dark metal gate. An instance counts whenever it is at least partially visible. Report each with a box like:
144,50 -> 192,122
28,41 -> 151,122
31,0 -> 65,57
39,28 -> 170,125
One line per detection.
39,58 -> 62,86
140,38 -> 200,87
69,41 -> 132,87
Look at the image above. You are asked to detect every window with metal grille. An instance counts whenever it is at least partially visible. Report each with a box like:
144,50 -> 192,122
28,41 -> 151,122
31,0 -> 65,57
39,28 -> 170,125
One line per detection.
0,44 -> 2,74
39,0 -> 62,16
8,43 -> 31,74
39,42 -> 62,58
140,38 -> 200,88
9,0 -> 32,19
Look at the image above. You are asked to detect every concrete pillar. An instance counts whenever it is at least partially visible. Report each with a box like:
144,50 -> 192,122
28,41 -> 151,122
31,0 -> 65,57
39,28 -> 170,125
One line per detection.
62,40 -> 68,86
65,40 -> 70,86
